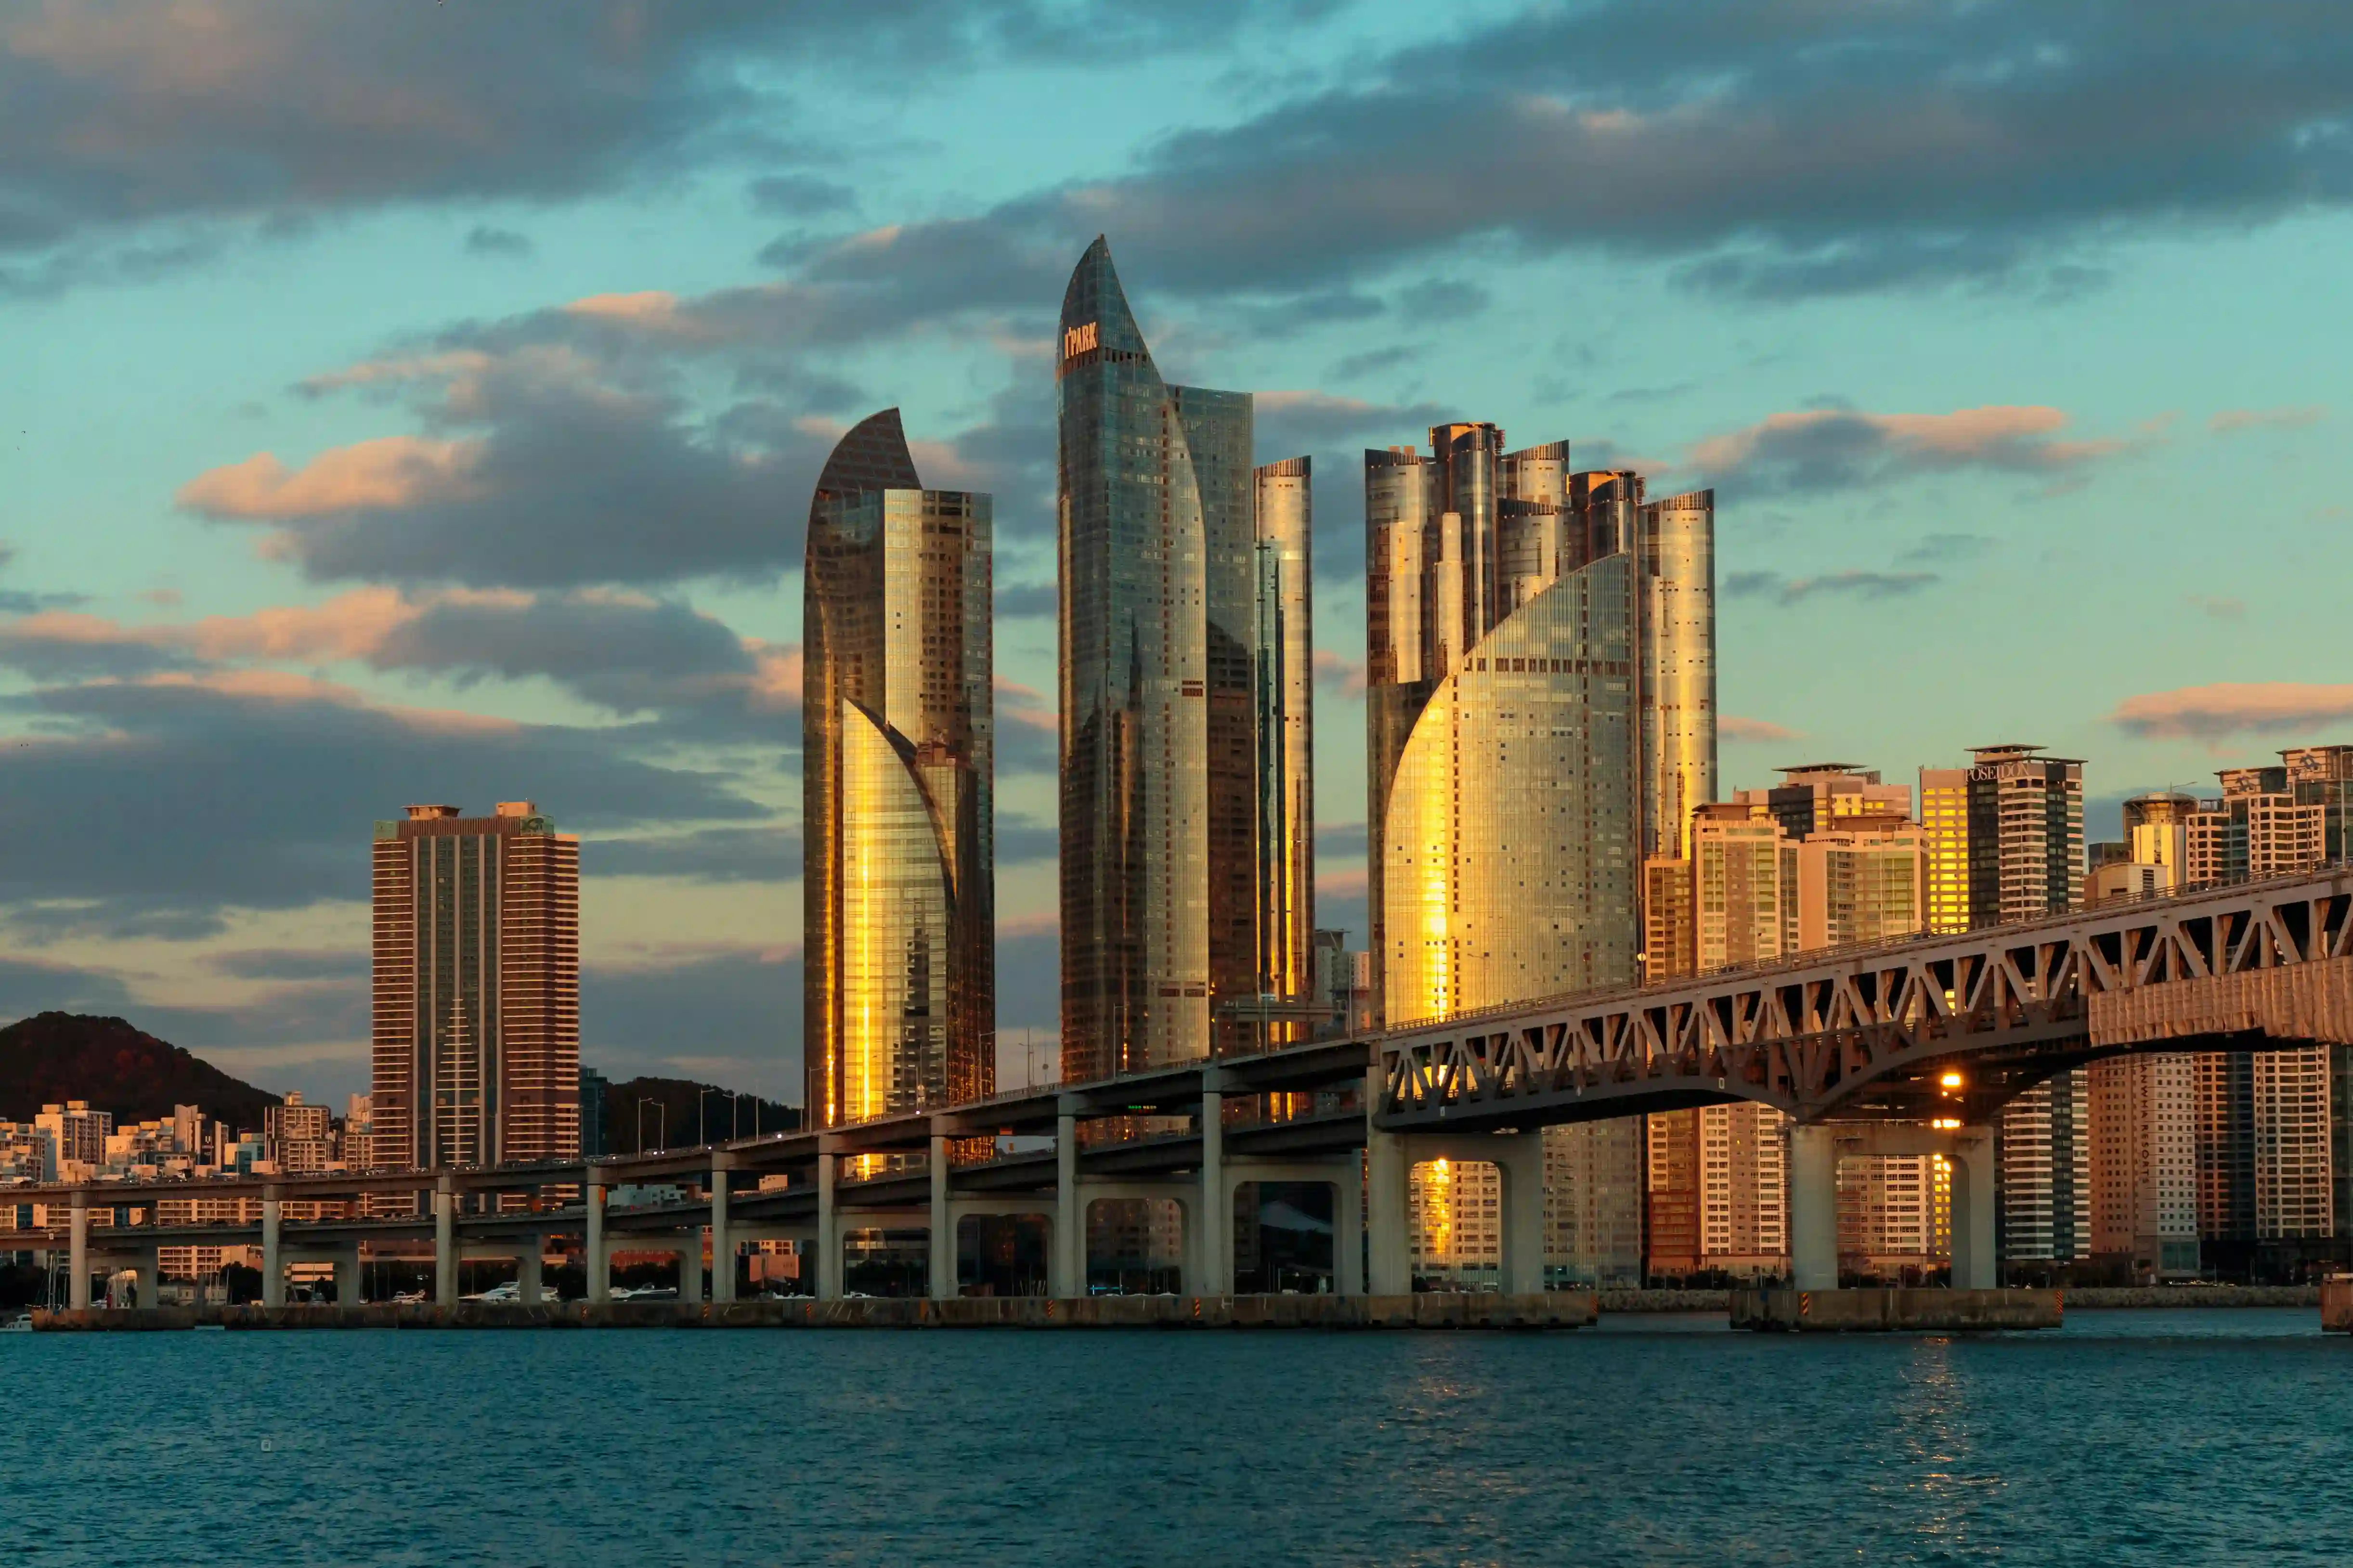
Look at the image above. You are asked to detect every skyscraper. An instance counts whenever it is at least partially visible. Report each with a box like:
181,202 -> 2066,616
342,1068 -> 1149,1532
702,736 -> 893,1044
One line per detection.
371,802 -> 580,1171
2087,1052 -> 2198,1276
2178,747 -> 2352,1270
1056,238 -> 1312,1082
803,409 -> 993,1130
1252,457 -> 1315,1039
1366,428 -> 1685,1286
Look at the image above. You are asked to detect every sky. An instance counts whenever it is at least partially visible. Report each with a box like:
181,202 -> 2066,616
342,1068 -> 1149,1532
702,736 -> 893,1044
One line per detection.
2,0 -> 2350,1107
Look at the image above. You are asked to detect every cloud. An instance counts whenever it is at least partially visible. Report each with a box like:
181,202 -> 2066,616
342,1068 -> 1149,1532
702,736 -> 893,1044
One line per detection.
997,813 -> 1059,866
0,671 -> 764,935
749,173 -> 858,217
1689,405 -> 2136,496
995,581 -> 1057,619
595,826 -> 800,883
0,591 -> 802,742
182,344 -> 834,587
1724,570 -> 1939,605
584,944 -> 802,1098
0,1 -> 1314,288
463,225 -> 534,258
2185,594 -> 2247,622
2209,405 -> 2326,434
178,437 -> 481,519
1317,820 -> 1367,862
2109,683 -> 2353,742
1313,648 -> 1365,697
1897,532 -> 1996,566
740,0 -> 2353,317
1720,716 -> 1803,744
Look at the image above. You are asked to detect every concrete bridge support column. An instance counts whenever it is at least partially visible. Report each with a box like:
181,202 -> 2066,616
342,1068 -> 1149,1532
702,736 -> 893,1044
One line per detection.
68,1192 -> 90,1310
710,1152 -> 735,1305
815,1140 -> 841,1302
678,1236 -> 703,1307
1197,1069 -> 1229,1296
585,1180 -> 609,1305
928,1134 -> 956,1302
1337,1153 -> 1365,1296
338,1244 -> 364,1307
516,1238 -> 545,1306
261,1189 -> 285,1308
1948,1125 -> 1998,1291
1365,1132 -> 1410,1296
433,1178 -> 457,1307
1789,1124 -> 1839,1292
1488,1133 -> 1547,1297
1054,1110 -> 1082,1298
132,1251 -> 160,1309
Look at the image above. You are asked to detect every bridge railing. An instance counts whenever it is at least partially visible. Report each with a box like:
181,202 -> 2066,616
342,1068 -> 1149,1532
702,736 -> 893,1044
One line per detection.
1378,857 -> 2353,1037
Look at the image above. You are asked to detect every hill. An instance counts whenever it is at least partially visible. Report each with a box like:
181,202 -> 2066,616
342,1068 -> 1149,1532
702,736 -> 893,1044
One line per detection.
600,1074 -> 799,1153
0,1012 -> 282,1130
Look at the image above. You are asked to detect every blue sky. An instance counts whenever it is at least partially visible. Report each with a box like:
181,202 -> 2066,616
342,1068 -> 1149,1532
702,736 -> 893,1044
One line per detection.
2,1 -> 2348,1105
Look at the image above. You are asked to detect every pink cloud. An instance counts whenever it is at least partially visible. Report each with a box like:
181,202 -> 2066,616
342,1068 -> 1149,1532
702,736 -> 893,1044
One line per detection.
2110,682 -> 2353,741
994,674 -> 1057,732
743,640 -> 803,714
1313,648 -> 1366,697
2209,405 -> 2327,435
1720,715 -> 1804,744
177,435 -> 481,519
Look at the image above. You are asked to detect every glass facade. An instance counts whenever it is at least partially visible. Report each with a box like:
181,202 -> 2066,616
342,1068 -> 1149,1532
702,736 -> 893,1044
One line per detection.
803,410 -> 993,1129
1253,457 -> 1314,1037
1379,552 -> 1638,1023
1056,238 -> 1307,1082
1638,490 -> 1718,861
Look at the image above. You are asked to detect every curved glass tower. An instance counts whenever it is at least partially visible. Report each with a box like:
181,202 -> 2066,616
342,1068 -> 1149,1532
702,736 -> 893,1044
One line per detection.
1057,237 -> 1306,1079
803,410 -> 993,1130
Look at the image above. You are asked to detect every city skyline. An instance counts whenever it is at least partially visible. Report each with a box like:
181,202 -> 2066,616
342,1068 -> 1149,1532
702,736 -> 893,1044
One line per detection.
3,5 -> 2351,1111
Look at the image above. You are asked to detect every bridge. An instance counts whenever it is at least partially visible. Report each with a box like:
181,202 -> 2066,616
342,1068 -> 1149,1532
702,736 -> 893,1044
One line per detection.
8,866 -> 2350,1311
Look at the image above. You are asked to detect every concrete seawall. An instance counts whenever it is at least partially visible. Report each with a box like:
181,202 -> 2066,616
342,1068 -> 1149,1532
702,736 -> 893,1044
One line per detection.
2064,1285 -> 2319,1309
30,1292 -> 1598,1333
1731,1288 -> 2062,1332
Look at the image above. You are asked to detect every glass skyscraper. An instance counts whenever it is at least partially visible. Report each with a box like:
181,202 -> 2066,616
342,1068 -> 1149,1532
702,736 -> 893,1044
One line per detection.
1056,237 -> 1314,1082
1366,428 -> 1716,1286
802,409 -> 994,1130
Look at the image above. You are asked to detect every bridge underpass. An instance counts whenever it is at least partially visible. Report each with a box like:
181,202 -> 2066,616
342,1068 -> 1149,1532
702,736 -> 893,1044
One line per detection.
10,868 -> 2351,1314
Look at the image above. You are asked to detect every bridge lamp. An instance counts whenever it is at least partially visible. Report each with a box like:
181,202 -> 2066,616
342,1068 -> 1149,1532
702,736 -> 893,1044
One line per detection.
1938,1071 -> 1965,1091
1930,1117 -> 1963,1130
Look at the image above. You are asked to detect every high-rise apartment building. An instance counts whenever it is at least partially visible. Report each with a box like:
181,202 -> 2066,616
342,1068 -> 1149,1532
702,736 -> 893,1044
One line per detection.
2180,747 -> 2352,1269
1837,1152 -> 1950,1278
1999,1073 -> 2092,1266
2087,1053 -> 2199,1276
1918,746 -> 2087,1267
370,802 -> 580,1171
1919,745 -> 2083,933
802,409 -> 994,1129
1644,768 -> 1924,1280
1055,238 -> 1313,1083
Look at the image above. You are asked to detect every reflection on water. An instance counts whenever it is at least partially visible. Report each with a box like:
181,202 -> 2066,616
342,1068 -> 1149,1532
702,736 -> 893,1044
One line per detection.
12,1310 -> 2350,1566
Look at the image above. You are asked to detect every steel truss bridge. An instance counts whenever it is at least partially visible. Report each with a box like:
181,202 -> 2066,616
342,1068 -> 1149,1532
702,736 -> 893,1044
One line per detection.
7,867 -> 2349,1306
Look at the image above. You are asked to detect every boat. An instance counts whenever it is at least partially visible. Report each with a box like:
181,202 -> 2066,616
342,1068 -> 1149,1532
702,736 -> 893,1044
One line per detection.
3,1312 -> 32,1333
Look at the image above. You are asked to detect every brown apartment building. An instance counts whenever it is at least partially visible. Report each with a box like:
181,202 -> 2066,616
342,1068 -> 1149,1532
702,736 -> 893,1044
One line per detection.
370,802 -> 580,1172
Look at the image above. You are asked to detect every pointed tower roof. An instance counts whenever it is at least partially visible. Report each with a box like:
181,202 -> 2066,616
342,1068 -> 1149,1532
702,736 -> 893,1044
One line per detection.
813,408 -> 923,501
1059,235 -> 1151,362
